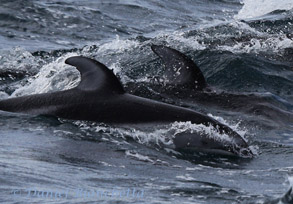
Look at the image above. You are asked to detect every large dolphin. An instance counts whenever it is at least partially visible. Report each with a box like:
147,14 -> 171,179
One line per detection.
128,45 -> 292,124
0,56 -> 252,157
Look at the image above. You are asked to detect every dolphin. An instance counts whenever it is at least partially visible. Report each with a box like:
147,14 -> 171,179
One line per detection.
0,56 -> 252,157
127,45 -> 292,125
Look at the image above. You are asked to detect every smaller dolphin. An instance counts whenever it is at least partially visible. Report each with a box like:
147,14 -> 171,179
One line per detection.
129,45 -> 292,124
0,56 -> 252,157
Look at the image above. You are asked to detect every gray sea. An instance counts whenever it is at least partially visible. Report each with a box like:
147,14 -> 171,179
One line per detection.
0,0 -> 293,203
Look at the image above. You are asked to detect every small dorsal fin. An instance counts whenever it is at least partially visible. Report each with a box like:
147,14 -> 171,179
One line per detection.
151,45 -> 206,90
65,56 -> 125,94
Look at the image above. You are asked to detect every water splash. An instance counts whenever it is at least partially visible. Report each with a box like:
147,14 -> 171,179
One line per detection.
217,35 -> 293,53
10,53 -> 80,97
95,35 -> 139,54
6,36 -> 138,97
0,47 -> 41,74
236,0 -> 293,19
72,119 -> 255,157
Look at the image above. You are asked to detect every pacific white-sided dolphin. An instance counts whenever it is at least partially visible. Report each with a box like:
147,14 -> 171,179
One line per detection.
0,56 -> 252,157
130,45 -> 292,124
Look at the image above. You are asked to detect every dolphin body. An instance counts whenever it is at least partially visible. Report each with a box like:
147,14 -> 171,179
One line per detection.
126,45 -> 293,125
0,56 -> 252,157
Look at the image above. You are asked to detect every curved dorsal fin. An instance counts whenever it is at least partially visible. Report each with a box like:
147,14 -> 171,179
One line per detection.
151,45 -> 206,90
65,56 -> 125,94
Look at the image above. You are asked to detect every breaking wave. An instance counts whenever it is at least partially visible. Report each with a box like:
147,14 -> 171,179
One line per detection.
236,0 -> 293,19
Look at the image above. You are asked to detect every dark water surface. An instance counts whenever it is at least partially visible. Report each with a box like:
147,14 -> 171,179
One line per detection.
0,0 -> 293,203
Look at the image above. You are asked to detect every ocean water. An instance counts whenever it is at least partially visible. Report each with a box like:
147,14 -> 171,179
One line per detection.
0,0 -> 293,203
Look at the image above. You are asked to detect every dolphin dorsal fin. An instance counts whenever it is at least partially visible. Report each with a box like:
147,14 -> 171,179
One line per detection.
65,56 -> 125,94
151,45 -> 206,90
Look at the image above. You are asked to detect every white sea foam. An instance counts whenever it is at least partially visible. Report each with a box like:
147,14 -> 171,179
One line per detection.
0,47 -> 41,73
125,150 -> 154,163
236,0 -> 293,19
94,124 -> 175,147
73,118 -> 253,157
7,36 -> 138,97
125,150 -> 170,165
176,174 -> 196,181
108,62 -> 131,85
217,35 -> 293,54
153,19 -> 291,54
92,35 -> 139,54
157,30 -> 206,51
10,53 -> 80,97
207,114 -> 246,138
